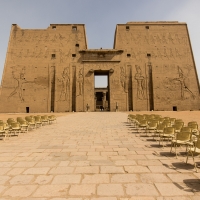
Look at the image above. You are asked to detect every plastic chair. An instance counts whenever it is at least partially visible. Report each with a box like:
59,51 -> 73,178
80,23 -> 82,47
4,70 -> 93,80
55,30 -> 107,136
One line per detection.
186,138 -> 200,172
159,127 -> 175,147
170,131 -> 192,158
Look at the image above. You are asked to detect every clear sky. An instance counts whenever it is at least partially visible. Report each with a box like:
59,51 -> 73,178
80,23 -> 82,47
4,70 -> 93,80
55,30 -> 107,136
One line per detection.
0,0 -> 200,87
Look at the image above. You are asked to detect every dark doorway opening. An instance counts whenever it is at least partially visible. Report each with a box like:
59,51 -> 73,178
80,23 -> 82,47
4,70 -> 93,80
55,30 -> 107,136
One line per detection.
26,107 -> 29,113
173,106 -> 177,111
94,70 -> 110,111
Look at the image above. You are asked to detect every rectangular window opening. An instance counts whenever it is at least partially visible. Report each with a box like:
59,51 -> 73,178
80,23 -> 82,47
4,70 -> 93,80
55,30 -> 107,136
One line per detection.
126,26 -> 129,30
72,26 -> 77,31
173,106 -> 177,111
145,26 -> 149,29
147,53 -> 151,57
26,107 -> 29,113
75,44 -> 79,47
72,54 -> 76,57
51,54 -> 56,59
52,26 -> 56,30
127,54 -> 131,57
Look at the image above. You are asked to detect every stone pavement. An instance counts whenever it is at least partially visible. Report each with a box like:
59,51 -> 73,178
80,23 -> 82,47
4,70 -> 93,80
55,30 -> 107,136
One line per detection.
0,112 -> 200,200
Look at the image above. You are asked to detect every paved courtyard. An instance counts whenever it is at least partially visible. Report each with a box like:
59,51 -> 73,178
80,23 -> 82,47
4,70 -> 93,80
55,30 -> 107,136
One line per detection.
0,112 -> 200,199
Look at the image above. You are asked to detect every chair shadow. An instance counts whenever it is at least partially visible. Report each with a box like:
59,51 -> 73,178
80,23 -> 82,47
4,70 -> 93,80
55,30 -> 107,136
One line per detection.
148,144 -> 162,148
183,179 -> 200,192
172,162 -> 195,170
159,151 -> 176,157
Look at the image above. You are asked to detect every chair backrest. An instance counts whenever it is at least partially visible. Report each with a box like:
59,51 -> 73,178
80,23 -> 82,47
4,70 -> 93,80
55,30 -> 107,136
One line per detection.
164,117 -> 170,120
188,121 -> 197,126
157,123 -> 166,131
1,123 -> 9,130
173,123 -> 183,131
7,118 -> 15,125
170,118 -> 176,125
148,122 -> 157,128
176,131 -> 191,141
162,120 -> 171,127
174,121 -> 184,127
181,127 -> 191,132
164,127 -> 175,135
175,119 -> 183,124
188,123 -> 198,131
11,122 -> 20,128
16,117 -> 24,122
25,116 -> 35,123
0,125 -> 4,131
139,120 -> 148,126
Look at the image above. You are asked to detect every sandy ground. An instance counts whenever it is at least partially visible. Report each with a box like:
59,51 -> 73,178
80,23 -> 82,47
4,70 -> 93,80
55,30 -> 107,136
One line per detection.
0,111 -> 199,124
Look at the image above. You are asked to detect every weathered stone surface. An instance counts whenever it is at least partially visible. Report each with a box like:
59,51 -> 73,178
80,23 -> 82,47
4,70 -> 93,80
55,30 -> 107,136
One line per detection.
155,183 -> 194,196
82,174 -> 109,183
33,185 -> 69,197
0,22 -> 199,112
111,174 -> 139,183
69,184 -> 96,196
125,183 -> 159,196
3,185 -> 37,197
97,184 -> 124,196
9,175 -> 34,185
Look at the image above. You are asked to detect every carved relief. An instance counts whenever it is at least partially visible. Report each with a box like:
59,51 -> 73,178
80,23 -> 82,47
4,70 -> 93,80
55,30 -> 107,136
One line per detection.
8,67 -> 33,101
134,65 -> 146,100
58,67 -> 70,101
120,66 -> 125,89
173,66 -> 195,100
77,68 -> 83,95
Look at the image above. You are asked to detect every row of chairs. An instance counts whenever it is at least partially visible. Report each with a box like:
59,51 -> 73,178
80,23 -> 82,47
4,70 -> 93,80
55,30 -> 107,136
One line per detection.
0,115 -> 57,140
128,114 -> 200,172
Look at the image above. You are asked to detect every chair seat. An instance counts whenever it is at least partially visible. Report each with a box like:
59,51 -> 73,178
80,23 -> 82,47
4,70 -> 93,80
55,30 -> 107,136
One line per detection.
161,134 -> 174,138
12,127 -> 21,130
172,139 -> 193,145
189,147 -> 200,153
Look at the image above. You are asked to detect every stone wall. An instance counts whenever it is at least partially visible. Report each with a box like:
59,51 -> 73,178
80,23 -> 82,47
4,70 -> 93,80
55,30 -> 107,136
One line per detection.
0,22 -> 199,112
114,22 -> 200,111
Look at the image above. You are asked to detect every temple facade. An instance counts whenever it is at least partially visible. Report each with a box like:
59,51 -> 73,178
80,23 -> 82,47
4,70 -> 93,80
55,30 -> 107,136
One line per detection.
0,21 -> 199,112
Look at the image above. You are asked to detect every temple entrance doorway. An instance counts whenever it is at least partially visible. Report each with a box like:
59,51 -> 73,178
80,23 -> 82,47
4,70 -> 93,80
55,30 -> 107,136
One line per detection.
94,70 -> 110,111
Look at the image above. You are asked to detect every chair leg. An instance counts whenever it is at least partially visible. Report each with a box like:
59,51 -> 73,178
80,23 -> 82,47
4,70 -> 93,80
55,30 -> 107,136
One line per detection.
170,142 -> 173,153
186,150 -> 190,163
175,145 -> 178,158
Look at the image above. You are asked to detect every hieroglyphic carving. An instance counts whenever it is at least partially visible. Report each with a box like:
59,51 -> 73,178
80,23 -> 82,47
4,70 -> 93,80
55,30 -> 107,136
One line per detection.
77,68 -> 83,95
8,67 -> 33,101
58,67 -> 70,101
120,66 -> 125,89
173,66 -> 195,100
134,65 -> 145,100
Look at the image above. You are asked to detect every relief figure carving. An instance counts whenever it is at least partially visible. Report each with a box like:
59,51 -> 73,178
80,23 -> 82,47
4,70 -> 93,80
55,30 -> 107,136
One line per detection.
173,66 -> 195,100
120,66 -> 125,89
8,67 -> 33,101
78,68 -> 83,95
58,67 -> 70,101
135,65 -> 145,100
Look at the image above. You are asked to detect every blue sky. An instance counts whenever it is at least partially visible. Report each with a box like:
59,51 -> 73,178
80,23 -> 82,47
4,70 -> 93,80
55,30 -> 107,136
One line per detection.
0,0 -> 200,87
